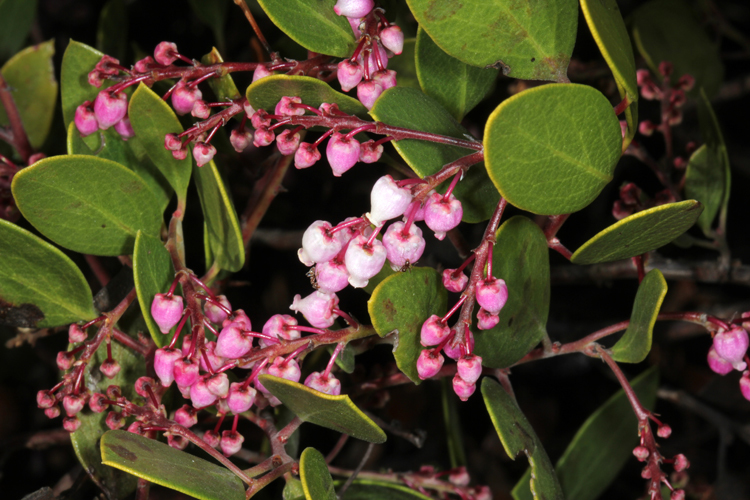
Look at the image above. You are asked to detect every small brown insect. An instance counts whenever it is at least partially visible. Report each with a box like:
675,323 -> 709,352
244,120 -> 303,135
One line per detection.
306,268 -> 319,289
398,261 -> 413,272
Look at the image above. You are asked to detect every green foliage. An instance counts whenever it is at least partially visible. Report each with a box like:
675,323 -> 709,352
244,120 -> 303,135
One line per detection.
0,0 -> 38,61
0,40 -> 57,149
202,48 -> 242,100
611,270 -> 667,363
388,38 -> 419,90
256,0 -> 356,57
512,367 -> 659,500
101,430 -> 245,500
415,28 -> 497,121
368,267 -> 447,384
685,146 -> 724,235
0,219 -> 97,327
571,200 -> 703,264
336,480 -> 433,500
474,217 -> 550,368
406,0 -> 577,82
96,0 -> 128,63
133,231 -> 175,347
300,448 -> 336,500
247,74 -> 367,117
12,155 -> 163,256
61,41 -> 109,128
259,374 -> 387,443
482,378 -> 564,500
484,84 -> 622,215
370,87 -> 499,222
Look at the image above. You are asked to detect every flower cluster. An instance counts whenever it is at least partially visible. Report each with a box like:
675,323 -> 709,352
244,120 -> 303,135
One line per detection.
636,62 -> 694,137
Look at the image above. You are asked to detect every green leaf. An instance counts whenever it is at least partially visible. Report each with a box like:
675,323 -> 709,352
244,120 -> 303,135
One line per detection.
246,75 -> 367,118
611,270 -> 667,363
405,0 -> 577,82
696,88 -> 730,233
256,0 -> 356,58
129,83 -> 192,202
202,48 -> 241,100
0,0 -> 38,61
512,367 -> 659,500
0,40 -> 57,149
580,0 -> 637,101
328,342 -> 355,374
474,217 -> 550,368
631,0 -> 723,97
96,0 -> 128,62
0,219 -> 97,327
484,83 -> 622,215
12,155 -> 163,256
133,231 -> 175,348
284,477 -> 305,500
388,38 -> 419,90
300,448 -> 336,500
101,430 -> 245,500
482,378 -> 564,500
71,337 -> 145,499
621,85 -> 638,152
194,160 -> 245,272
335,480 -> 432,500
66,122 -> 173,212
370,87 -> 499,222
415,28 -> 497,121
570,200 -> 703,265
368,267 -> 447,384
258,374 -> 387,443
685,145 -> 724,234
61,40 -> 109,129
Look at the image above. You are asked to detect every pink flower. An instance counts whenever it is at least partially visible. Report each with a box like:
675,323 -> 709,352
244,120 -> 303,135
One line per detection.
151,293 -> 184,333
344,234 -> 387,288
290,291 -> 339,328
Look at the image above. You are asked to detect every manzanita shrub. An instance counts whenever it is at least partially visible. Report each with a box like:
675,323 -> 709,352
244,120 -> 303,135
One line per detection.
1,0 -> 748,499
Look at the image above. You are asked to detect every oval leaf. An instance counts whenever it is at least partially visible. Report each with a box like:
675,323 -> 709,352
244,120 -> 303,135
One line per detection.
129,83 -> 192,202
71,336 -> 144,499
0,0 -> 38,60
300,448 -> 336,500
406,0 -> 577,81
685,145 -> 724,234
101,430 -> 245,500
482,378 -> 564,500
246,75 -> 367,117
12,155 -> 163,256
370,87 -> 499,222
631,0 -> 723,97
571,200 -> 703,265
512,367 -> 659,500
61,40 -> 109,128
256,0 -> 356,58
696,88 -> 731,234
484,84 -> 622,215
258,374 -> 386,443
415,27 -> 497,121
194,160 -> 244,272
368,267 -> 447,384
611,270 -> 667,363
133,231 -> 175,348
474,217 -> 550,368
0,40 -> 57,148
0,219 -> 97,327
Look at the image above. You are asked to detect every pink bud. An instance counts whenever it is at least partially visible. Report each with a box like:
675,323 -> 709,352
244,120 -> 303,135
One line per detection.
380,26 -> 404,55
193,142 -> 216,167
275,96 -> 305,117
315,260 -> 350,294
100,358 -> 121,379
444,331 -> 473,360
294,142 -> 321,169
277,129 -> 302,155
260,314 -> 299,348
267,357 -> 302,383
326,132 -> 360,177
741,371 -> 750,401
243,101 -> 256,119
337,59 -> 363,92
372,69 -> 397,91
670,89 -> 686,108
477,308 -> 500,330
420,315 -> 450,346
114,115 -> 135,139
37,390 -> 56,409
304,371 -> 342,395
174,404 -> 198,427
333,0 -> 374,18
671,490 -> 685,500
368,175 -> 413,226
165,133 -> 183,151
199,341 -> 225,373
357,80 -> 384,110
636,69 -> 653,87
134,56 -> 156,73
448,467 -> 470,486
457,354 -> 483,384
289,291 -> 339,328
154,41 -> 179,66
452,374 -> 476,401
612,200 -> 634,220
383,221 -> 425,270
359,140 -> 383,163
174,359 -> 200,387
417,349 -> 444,379
252,127 -> 275,148
205,295 -> 232,324
348,16 -> 362,37
476,278 -> 509,315
673,453 -> 690,471
127,421 -> 145,435
151,293 -> 184,334
167,434 -> 189,450
424,192 -> 463,240
658,61 -> 673,77
135,376 -> 156,399
633,445 -> 650,461
44,406 -> 60,419
251,109 -> 272,129
344,234 -> 387,288
443,269 -> 468,293
220,430 -> 244,456
252,65 -> 274,82
473,486 -> 492,500
89,393 -> 109,413
713,326 -> 749,370
667,108 -> 682,126
155,348 -> 182,387
206,373 -> 230,398
202,429 -> 220,448
74,101 -> 99,137
171,83 -> 202,115
191,99 -> 211,119
226,310 -> 252,331
57,351 -> 75,371
638,120 -> 657,136
298,220 -> 345,266
68,323 -> 87,343
190,378 -> 218,407
105,411 -> 125,430
63,416 -> 82,433
63,394 -> 86,417
657,424 -> 672,438
677,74 -> 695,91
94,90 -> 128,130
215,324 -> 252,359
230,128 -> 253,152
227,382 -> 257,414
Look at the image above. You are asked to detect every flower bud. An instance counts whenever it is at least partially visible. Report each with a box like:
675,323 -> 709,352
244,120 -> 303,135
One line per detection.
457,354 -> 483,384
345,234 -> 387,288
444,331 -> 473,360
151,293 -> 184,334
175,404 -> 198,427
174,359 -> 200,387
204,295 -> 232,324
230,128 -> 253,152
673,453 -> 690,472
171,83 -> 202,116
633,445 -> 649,461
275,96 -> 305,117
424,192 -> 463,240
477,308 -> 500,330
448,467 -> 470,486
251,109 -> 272,129
37,390 -> 56,409
135,376 -> 156,399
206,373 -> 230,398
267,357 -> 302,383
657,424 -> 672,439
326,132 -> 360,177
708,346 -> 735,375
56,351 -> 75,371
74,101 -> 99,137
220,430 -> 245,456
134,56 -> 156,73
289,291 -> 339,328
421,315 -> 450,346
190,99 -> 211,119
677,74 -> 695,91
190,378 -> 218,408
202,429 -> 220,448
45,406 -> 61,419
368,175 -> 413,226
277,129 -> 302,155
304,372 -> 342,395
315,259 -> 350,294
199,341 -> 225,373
253,127 -> 275,148
100,358 -> 121,379
252,65 -> 274,82
658,61 -> 673,77
298,220 -> 345,266
154,41 -> 179,66
417,349 -> 444,379
294,142 -> 321,169
372,69 -> 397,91
127,421 -> 145,435
226,310 -> 252,331
741,371 -> 750,401
227,383 -> 257,414
215,324 -> 252,359
333,0 -> 374,18
356,80 -> 384,110
713,326 -> 749,370
89,393 -> 109,413
380,26 -> 404,54
63,394 -> 86,417
165,133 -> 183,151
94,90 -> 128,130
193,142 -> 216,167
671,490 -> 685,500
443,269 -> 468,293
105,411 -> 125,430
155,348 -> 182,387
359,139 -> 383,163
63,416 -> 82,433
337,59 -> 364,92
452,374 -> 476,401
114,115 -> 135,139
476,278 -> 509,315
167,433 -> 189,450
383,221 -> 425,270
